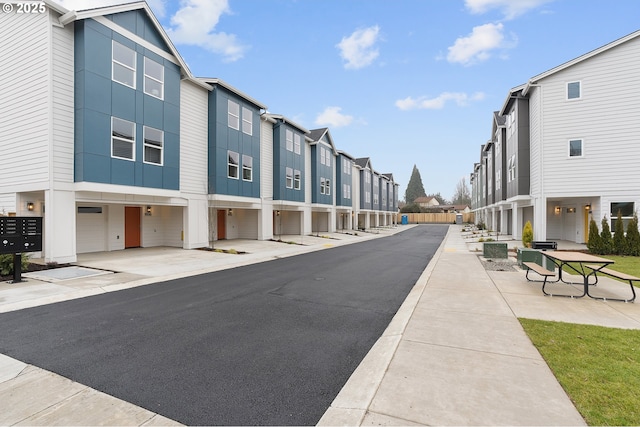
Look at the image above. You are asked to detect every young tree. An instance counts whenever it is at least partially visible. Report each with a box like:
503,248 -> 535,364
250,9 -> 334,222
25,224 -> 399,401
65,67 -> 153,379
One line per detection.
613,210 -> 627,255
451,177 -> 471,206
625,213 -> 640,256
600,216 -> 613,255
586,219 -> 602,255
404,164 -> 426,205
522,221 -> 533,248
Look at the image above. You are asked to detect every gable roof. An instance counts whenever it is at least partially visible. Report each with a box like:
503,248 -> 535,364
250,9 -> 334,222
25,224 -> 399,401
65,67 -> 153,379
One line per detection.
308,128 -> 337,154
523,28 -> 640,95
202,78 -> 267,110
262,113 -> 309,134
56,0 -> 209,90
355,157 -> 371,169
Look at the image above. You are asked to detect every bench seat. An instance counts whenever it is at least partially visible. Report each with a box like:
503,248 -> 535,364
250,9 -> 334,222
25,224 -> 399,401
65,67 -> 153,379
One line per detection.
585,265 -> 638,303
523,261 -> 563,297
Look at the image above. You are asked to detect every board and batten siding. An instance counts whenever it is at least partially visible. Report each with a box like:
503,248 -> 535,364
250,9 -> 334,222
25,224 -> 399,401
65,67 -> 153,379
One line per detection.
0,11 -> 51,191
179,80 -> 209,195
539,38 -> 640,196
51,20 -> 75,184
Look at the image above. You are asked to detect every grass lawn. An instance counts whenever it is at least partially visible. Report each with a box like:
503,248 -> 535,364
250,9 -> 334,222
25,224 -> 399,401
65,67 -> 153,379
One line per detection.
520,319 -> 640,425
560,255 -> 639,285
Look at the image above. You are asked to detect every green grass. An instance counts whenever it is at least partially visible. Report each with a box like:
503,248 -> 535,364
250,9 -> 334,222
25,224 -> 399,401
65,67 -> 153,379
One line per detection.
560,255 -> 639,285
520,318 -> 640,425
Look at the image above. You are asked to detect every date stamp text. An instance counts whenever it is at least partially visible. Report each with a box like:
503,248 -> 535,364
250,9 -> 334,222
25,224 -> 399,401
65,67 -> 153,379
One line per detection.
1,2 -> 46,14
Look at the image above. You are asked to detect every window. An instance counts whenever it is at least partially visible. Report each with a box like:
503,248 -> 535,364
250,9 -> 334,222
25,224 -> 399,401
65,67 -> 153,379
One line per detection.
228,100 -> 240,130
508,154 -> 516,182
242,107 -> 252,135
320,177 -> 325,195
294,134 -> 301,154
343,184 -> 351,199
567,81 -> 581,100
496,169 -> 501,191
242,154 -> 252,181
112,41 -> 136,88
228,151 -> 239,179
111,117 -> 135,160
144,57 -> 164,99
365,192 -> 371,203
143,126 -> 163,165
325,179 -> 330,196
611,202 -> 635,231
286,129 -> 294,151
569,139 -> 583,157
320,147 -> 326,165
294,170 -> 301,190
285,167 -> 293,188
78,207 -> 103,214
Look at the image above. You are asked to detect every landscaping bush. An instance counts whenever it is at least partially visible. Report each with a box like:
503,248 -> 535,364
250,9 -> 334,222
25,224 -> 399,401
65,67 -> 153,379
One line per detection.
613,210 -> 627,255
522,221 -> 533,248
0,254 -> 30,276
600,216 -> 613,255
586,219 -> 603,254
626,213 -> 640,256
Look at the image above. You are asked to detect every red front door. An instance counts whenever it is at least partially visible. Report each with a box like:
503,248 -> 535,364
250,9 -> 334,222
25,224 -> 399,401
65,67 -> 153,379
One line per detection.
217,210 -> 226,240
125,207 -> 141,248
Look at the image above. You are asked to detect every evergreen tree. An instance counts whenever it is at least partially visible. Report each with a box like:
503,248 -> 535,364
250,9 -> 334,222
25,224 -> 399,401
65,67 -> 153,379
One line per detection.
522,221 -> 533,248
625,213 -> 640,256
586,219 -> 602,254
613,210 -> 627,255
404,164 -> 426,204
600,216 -> 613,255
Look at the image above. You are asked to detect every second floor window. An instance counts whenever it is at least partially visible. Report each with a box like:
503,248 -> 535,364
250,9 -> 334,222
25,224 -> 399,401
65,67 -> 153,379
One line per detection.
286,130 -> 294,151
228,100 -> 240,130
567,81 -> 581,100
144,57 -> 164,99
242,107 -> 252,135
286,167 -> 293,188
111,117 -> 135,161
228,151 -> 239,179
294,134 -> 301,154
294,170 -> 301,190
112,41 -> 136,89
569,139 -> 583,157
143,126 -> 163,165
242,155 -> 252,181
507,155 -> 516,182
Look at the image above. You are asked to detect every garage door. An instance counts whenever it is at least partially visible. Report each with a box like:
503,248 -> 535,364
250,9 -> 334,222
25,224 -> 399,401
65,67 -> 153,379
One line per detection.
76,206 -> 106,253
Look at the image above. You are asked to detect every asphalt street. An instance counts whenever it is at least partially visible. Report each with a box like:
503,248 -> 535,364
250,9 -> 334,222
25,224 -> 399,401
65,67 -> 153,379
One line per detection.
0,225 -> 447,425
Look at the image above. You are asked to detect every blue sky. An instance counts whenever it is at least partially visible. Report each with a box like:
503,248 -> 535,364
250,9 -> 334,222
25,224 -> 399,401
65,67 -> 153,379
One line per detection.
60,0 -> 640,201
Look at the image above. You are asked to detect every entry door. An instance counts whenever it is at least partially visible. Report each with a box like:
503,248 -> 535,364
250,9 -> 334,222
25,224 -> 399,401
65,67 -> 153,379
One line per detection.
124,206 -> 141,248
217,210 -> 226,240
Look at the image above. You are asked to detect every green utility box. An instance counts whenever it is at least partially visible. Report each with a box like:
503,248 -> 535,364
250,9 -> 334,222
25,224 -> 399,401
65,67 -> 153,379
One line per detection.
483,242 -> 508,259
517,248 -> 556,271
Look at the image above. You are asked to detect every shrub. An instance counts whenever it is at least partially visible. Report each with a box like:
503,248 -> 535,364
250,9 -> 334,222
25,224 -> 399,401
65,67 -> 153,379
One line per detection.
626,213 -> 640,256
522,221 -> 533,248
600,216 -> 613,255
0,254 -> 30,276
613,210 -> 628,255
586,219 -> 602,255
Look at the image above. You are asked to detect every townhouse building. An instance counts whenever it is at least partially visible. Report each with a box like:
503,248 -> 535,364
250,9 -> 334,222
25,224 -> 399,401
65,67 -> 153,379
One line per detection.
0,1 -> 400,263
471,29 -> 640,243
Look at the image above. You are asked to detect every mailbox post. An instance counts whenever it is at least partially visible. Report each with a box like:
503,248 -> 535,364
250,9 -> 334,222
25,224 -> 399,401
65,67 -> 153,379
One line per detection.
0,217 -> 43,283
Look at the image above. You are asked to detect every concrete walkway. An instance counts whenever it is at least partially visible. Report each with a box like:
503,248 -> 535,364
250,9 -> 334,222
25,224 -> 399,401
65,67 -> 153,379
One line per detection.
2,225 -> 639,425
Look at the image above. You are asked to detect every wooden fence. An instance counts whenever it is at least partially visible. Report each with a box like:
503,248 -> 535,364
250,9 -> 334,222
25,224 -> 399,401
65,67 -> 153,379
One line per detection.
397,212 -> 475,224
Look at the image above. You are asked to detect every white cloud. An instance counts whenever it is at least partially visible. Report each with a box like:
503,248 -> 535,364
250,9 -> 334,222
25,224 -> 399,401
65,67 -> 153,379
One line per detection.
465,0 -> 553,20
395,92 -> 485,110
336,25 -> 381,70
315,107 -> 354,127
166,0 -> 246,62
447,23 -> 510,65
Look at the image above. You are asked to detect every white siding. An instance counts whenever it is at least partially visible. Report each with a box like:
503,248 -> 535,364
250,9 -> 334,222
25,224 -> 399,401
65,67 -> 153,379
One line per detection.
231,209 -> 258,239
0,10 -> 50,191
51,21 -> 74,184
539,38 -> 640,195
142,206 -> 183,247
180,81 -> 209,194
0,194 -> 16,214
260,119 -> 274,199
528,87 -> 541,196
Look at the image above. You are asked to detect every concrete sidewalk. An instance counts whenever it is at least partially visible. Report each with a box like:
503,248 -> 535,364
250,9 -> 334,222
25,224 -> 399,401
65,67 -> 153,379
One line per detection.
2,224 -> 640,425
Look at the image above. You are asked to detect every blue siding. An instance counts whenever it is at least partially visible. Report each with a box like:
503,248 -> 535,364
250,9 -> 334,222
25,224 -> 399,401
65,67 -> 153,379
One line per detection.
360,169 -> 372,210
74,18 -> 180,190
311,144 -> 333,205
336,155 -> 352,207
105,9 -> 172,53
207,87 -> 261,197
273,123 -> 305,202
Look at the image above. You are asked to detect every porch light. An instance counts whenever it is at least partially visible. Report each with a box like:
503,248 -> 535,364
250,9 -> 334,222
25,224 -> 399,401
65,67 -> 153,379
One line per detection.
554,206 -> 561,215
585,204 -> 591,210
27,202 -> 34,211
146,206 -> 152,216
228,209 -> 233,216
276,210 -> 281,216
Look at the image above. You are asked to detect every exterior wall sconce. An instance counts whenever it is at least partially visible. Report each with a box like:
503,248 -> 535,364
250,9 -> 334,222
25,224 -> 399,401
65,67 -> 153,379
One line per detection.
27,202 -> 35,211
567,207 -> 576,213
554,206 -> 561,214
276,210 -> 281,216
146,206 -> 152,216
228,209 -> 233,216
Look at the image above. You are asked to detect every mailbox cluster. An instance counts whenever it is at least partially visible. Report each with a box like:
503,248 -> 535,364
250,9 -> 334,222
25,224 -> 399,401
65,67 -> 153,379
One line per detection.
0,217 -> 43,255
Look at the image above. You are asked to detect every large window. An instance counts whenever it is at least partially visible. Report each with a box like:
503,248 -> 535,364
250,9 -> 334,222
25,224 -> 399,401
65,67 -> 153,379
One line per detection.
320,177 -> 326,195
228,100 -> 240,130
286,167 -> 293,188
325,178 -> 330,196
228,151 -> 239,179
242,107 -> 252,135
111,117 -> 135,160
294,170 -> 301,190
294,134 -> 301,154
286,130 -> 294,151
112,41 -> 136,88
569,139 -> 583,157
507,155 -> 516,182
144,57 -> 164,99
567,81 -> 581,100
611,202 -> 635,231
143,126 -> 163,165
242,154 -> 252,181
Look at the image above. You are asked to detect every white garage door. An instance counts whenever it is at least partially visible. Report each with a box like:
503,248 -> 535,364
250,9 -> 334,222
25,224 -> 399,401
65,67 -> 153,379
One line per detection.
76,206 -> 107,253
